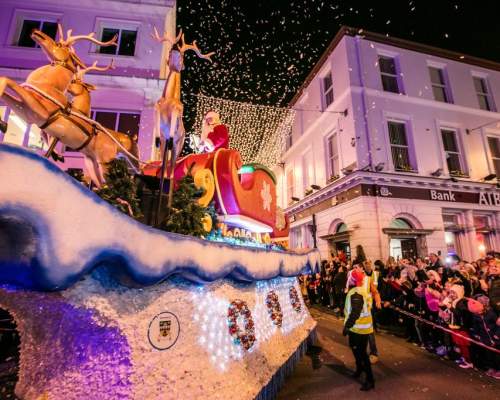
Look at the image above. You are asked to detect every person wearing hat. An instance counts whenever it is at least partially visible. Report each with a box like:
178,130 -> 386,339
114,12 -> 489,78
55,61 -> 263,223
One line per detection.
343,269 -> 375,391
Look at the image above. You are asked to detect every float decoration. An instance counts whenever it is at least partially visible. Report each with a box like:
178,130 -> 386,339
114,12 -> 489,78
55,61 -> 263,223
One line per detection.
265,290 -> 283,327
227,300 -> 256,350
0,23 -> 318,400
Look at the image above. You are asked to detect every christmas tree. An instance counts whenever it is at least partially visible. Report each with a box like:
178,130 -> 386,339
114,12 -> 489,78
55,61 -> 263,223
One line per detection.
95,159 -> 142,219
161,173 -> 209,237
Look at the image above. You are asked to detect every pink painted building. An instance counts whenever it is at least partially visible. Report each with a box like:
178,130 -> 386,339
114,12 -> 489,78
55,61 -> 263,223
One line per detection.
0,0 -> 176,171
277,26 -> 500,262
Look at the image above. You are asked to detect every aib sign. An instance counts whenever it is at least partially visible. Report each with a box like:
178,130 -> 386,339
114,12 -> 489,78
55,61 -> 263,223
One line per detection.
148,312 -> 180,350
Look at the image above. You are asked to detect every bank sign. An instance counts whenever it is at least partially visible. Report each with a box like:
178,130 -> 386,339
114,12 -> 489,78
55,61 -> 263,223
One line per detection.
374,185 -> 500,206
429,189 -> 500,206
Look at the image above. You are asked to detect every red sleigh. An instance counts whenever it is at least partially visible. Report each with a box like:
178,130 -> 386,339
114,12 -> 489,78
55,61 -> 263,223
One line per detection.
143,149 -> 289,237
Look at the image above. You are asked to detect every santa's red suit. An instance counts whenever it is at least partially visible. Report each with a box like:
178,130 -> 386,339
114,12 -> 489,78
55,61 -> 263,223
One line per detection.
203,124 -> 229,151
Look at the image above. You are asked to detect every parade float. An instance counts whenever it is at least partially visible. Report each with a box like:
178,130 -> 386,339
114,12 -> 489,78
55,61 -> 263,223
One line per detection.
0,25 -> 318,400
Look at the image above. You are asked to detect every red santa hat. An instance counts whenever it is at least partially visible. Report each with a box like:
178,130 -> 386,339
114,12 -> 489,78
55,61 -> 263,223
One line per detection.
347,269 -> 365,287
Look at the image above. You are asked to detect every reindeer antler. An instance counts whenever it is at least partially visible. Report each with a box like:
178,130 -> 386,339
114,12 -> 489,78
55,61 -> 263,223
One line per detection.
178,34 -> 215,62
151,26 -> 182,46
76,59 -> 115,80
62,29 -> 118,47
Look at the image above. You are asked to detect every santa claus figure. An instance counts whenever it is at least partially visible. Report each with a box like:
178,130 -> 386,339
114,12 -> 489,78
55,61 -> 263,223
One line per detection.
198,111 -> 229,153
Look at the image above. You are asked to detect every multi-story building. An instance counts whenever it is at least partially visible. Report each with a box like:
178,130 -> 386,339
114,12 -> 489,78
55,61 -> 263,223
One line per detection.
0,0 -> 176,171
277,26 -> 500,263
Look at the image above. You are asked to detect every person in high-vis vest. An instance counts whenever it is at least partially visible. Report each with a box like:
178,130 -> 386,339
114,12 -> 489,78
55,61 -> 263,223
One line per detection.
362,261 -> 381,364
343,269 -> 375,391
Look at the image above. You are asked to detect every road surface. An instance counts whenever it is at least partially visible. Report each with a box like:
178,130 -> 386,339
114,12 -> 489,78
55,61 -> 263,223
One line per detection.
278,307 -> 499,400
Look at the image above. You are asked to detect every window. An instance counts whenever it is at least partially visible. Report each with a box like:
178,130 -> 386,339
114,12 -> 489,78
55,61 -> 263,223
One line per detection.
17,19 -> 57,47
429,66 -> 451,103
487,136 -> 500,177
379,56 -> 402,94
473,77 -> 494,111
388,121 -> 414,171
321,73 -> 334,109
441,129 -> 464,175
326,133 -> 339,180
98,27 -> 137,56
1,109 -> 28,146
90,110 -> 141,140
286,169 -> 295,205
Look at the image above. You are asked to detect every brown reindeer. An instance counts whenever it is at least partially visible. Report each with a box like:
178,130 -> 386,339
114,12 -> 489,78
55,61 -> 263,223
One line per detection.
151,27 -> 214,208
0,26 -> 116,134
0,26 -> 119,183
64,59 -> 139,184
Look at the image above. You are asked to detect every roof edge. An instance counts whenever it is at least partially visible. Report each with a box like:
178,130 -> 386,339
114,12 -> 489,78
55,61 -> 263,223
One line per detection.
289,25 -> 500,106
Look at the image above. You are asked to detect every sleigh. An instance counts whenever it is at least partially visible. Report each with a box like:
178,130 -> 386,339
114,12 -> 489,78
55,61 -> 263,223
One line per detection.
144,149 -> 288,236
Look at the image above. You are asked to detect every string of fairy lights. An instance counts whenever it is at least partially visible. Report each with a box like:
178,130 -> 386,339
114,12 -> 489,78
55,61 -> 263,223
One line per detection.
192,94 -> 296,169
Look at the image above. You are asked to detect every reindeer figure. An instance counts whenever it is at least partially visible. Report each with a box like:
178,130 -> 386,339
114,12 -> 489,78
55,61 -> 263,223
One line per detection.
64,59 -> 139,184
151,27 -> 214,210
0,25 -> 116,135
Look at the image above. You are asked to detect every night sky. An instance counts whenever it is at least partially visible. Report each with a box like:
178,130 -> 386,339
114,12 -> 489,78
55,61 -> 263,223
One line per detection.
177,1 -> 500,132
177,0 -> 500,139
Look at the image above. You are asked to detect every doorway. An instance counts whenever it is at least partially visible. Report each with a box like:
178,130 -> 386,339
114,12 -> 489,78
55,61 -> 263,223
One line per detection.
389,237 -> 418,260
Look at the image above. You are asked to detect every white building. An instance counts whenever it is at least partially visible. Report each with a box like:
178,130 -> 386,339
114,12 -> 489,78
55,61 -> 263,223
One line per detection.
277,26 -> 500,263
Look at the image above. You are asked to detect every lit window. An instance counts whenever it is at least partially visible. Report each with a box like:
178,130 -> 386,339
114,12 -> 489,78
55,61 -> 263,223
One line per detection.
2,110 -> 28,146
473,76 -> 494,111
487,136 -> 500,177
98,27 -> 137,56
388,121 -> 415,171
429,67 -> 451,103
441,129 -> 465,176
379,56 -> 402,94
321,73 -> 334,109
326,133 -> 339,180
17,19 -> 57,47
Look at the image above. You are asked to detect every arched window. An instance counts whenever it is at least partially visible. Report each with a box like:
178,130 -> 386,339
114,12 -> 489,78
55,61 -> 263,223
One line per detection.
389,218 -> 413,229
336,223 -> 348,233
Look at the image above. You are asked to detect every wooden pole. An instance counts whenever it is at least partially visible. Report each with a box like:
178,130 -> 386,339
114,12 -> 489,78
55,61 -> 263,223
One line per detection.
155,138 -> 172,226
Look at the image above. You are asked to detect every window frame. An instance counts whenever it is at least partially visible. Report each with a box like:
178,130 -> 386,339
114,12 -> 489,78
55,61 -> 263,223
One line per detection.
320,71 -> 334,110
325,131 -> 340,182
440,127 -> 467,176
428,65 -> 453,103
378,55 -> 403,94
91,17 -> 141,57
8,9 -> 62,48
486,135 -> 500,177
64,108 -> 141,154
472,75 -> 495,112
386,119 -> 417,172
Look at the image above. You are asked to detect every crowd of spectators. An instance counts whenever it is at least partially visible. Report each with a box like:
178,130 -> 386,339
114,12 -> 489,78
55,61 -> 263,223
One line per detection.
298,251 -> 500,379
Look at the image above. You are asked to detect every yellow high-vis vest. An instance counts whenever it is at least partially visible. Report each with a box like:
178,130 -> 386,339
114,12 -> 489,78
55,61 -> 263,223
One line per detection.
344,286 -> 373,334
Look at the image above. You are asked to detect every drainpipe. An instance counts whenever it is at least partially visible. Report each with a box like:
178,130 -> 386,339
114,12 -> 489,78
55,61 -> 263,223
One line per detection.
354,36 -> 384,259
353,35 -> 373,169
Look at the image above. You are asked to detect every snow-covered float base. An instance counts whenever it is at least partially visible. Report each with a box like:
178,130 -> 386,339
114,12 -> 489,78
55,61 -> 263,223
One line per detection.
0,272 -> 316,400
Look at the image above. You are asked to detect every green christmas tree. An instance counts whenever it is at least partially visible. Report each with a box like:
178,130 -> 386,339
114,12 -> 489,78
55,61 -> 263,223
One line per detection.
95,159 -> 143,219
161,173 -> 208,237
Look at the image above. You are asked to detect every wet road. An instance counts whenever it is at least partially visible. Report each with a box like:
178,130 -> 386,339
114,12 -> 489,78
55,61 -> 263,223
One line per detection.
278,307 -> 499,400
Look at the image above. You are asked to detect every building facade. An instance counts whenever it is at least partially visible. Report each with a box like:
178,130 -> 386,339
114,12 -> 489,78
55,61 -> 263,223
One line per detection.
0,0 -> 176,171
277,26 -> 500,263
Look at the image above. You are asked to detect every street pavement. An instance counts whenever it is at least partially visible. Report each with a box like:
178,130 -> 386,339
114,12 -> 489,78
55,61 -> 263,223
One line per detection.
278,307 -> 500,400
